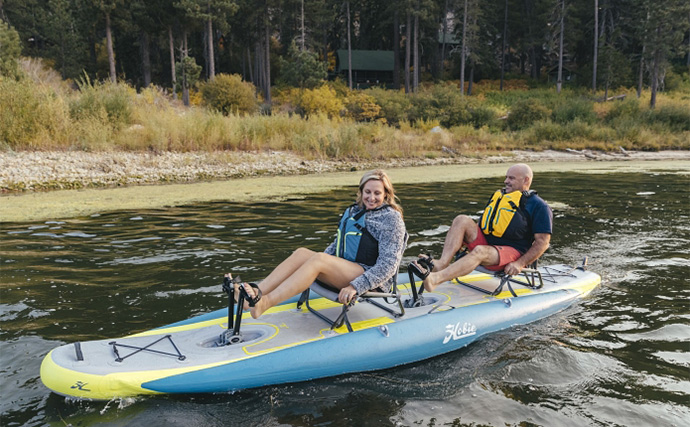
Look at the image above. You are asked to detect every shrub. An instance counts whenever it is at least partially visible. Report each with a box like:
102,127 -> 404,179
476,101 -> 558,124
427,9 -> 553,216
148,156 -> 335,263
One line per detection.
525,120 -> 566,144
366,87 -> 411,126
468,103 -> 499,129
645,104 -> 690,132
0,78 -> 69,149
69,79 -> 134,130
0,22 -> 22,79
417,118 -> 442,132
345,91 -> 384,123
298,85 -> 344,119
551,99 -> 596,124
605,97 -> 641,123
506,99 -> 550,130
201,73 -> 259,115
410,84 -> 472,127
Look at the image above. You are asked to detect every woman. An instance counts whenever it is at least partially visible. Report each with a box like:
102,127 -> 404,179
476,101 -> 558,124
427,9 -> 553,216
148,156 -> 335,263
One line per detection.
233,169 -> 407,319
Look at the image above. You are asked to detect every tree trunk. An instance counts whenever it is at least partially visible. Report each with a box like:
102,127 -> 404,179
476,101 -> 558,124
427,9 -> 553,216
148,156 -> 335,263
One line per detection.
468,61 -> 475,95
264,16 -> 271,104
413,11 -> 419,92
140,31 -> 151,88
393,11 -> 400,89
405,12 -> 411,93
207,17 -> 215,80
592,0 -> 598,92
346,1 -> 352,90
556,0 -> 564,94
650,27 -> 660,109
247,47 -> 254,83
169,27 -> 177,99
255,41 -> 263,90
182,31 -> 190,106
459,0 -> 468,95
105,12 -> 116,83
440,0 -> 449,77
637,48 -> 644,98
500,0 -> 508,91
637,9 -> 649,99
300,0 -> 305,50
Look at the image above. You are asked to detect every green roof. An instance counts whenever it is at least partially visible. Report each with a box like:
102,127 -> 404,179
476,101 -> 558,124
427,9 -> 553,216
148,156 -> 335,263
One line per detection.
336,50 -> 394,72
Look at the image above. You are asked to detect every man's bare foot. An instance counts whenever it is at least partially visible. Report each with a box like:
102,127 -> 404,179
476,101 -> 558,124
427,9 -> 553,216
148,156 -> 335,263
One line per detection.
422,272 -> 441,292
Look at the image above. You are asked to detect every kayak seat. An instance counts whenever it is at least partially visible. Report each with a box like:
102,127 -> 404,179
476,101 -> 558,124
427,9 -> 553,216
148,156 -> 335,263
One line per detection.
452,249 -> 544,297
297,280 -> 405,332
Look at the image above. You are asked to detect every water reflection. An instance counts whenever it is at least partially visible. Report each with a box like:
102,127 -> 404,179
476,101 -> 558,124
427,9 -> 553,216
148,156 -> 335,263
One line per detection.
0,171 -> 688,426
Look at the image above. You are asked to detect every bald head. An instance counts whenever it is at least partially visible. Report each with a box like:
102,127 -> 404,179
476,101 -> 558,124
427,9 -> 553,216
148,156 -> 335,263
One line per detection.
504,163 -> 533,192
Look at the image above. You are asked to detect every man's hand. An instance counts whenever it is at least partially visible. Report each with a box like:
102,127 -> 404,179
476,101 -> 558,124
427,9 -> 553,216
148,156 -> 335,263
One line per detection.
503,261 -> 524,276
506,233 -> 551,276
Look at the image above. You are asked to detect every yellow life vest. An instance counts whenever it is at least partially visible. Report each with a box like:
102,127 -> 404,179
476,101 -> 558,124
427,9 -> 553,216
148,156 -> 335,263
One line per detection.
480,190 -> 534,238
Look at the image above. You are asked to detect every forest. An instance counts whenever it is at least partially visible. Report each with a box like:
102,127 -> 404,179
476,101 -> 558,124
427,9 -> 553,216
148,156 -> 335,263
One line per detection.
1,0 -> 689,155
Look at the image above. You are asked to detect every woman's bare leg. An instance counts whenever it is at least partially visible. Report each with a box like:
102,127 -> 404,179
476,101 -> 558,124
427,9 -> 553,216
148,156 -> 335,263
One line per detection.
227,248 -> 316,310
244,253 -> 364,319
256,247 -> 315,294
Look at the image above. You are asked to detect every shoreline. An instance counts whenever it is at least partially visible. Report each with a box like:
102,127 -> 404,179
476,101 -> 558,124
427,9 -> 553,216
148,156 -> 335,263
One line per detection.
1,150 -> 689,223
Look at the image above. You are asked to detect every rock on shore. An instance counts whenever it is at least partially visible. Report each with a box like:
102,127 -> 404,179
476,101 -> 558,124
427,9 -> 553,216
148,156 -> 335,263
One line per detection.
1,149 -> 687,193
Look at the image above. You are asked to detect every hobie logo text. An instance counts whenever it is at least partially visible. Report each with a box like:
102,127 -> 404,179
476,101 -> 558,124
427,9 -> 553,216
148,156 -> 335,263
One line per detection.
443,322 -> 477,344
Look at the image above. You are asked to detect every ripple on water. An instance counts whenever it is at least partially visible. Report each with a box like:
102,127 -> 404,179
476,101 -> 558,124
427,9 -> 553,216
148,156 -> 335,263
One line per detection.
0,337 -> 61,417
153,285 -> 219,298
417,225 -> 450,236
643,257 -> 690,267
602,320 -> 648,332
62,232 -> 97,238
652,351 -> 690,368
616,324 -> 690,343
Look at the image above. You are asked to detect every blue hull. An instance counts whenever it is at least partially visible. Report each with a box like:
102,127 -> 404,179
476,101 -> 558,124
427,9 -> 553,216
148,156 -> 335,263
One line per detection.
41,265 -> 600,399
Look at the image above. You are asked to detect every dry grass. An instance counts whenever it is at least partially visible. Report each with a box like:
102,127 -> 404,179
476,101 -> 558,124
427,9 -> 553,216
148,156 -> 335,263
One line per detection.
2,60 -> 688,157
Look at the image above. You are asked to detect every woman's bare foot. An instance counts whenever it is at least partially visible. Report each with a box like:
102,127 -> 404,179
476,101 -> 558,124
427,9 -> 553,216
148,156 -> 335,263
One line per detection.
225,273 -> 251,310
241,283 -> 268,319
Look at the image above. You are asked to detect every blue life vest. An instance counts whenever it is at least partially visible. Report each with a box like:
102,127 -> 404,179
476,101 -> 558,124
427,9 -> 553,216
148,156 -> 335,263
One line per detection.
335,204 -> 383,266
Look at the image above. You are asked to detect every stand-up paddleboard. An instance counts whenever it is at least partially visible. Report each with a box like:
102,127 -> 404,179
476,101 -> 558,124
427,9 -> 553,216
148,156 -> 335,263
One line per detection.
40,260 -> 599,399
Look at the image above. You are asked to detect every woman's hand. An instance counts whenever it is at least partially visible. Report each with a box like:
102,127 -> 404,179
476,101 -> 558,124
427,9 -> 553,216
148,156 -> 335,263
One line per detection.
338,285 -> 358,305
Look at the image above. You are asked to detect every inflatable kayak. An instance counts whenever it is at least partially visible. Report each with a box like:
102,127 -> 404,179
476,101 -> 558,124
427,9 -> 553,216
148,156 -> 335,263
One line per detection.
40,260 -> 599,399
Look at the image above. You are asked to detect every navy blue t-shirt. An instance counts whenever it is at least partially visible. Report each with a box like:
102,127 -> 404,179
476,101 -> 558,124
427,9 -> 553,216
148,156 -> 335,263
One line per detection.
485,193 -> 553,254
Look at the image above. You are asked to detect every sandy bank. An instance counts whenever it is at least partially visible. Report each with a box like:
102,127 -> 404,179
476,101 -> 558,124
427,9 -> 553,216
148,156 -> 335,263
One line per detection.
1,154 -> 688,223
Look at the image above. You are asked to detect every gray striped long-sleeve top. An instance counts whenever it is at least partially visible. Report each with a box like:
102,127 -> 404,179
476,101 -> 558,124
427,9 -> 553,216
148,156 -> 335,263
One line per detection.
324,204 -> 408,294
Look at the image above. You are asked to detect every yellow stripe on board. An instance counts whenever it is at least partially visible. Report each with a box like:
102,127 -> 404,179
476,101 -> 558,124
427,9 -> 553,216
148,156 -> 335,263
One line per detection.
331,316 -> 394,334
129,302 -> 304,338
453,273 -> 494,283
40,349 -> 244,399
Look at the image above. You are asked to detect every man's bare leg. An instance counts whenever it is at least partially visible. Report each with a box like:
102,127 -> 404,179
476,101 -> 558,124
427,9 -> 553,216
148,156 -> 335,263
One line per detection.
433,215 -> 479,271
423,245 -> 500,292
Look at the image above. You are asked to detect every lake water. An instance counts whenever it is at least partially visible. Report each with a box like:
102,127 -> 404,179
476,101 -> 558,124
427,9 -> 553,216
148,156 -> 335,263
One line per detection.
0,171 -> 688,427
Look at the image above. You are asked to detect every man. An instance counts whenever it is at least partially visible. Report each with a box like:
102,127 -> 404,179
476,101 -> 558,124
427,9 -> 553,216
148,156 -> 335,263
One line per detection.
420,163 -> 553,292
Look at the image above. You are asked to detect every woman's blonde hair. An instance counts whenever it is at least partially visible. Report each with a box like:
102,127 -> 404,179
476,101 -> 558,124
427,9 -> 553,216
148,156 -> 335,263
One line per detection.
356,169 -> 403,215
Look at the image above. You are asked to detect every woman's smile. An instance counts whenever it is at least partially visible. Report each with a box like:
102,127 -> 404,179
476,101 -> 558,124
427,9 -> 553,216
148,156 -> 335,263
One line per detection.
362,179 -> 385,210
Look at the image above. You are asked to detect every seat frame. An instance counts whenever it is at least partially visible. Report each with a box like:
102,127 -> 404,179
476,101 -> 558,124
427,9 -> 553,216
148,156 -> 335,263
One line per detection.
452,250 -> 544,297
297,280 -> 405,332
